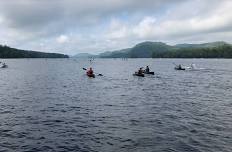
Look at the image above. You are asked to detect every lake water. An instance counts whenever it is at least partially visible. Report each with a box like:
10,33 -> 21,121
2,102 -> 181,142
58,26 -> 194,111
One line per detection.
0,58 -> 232,152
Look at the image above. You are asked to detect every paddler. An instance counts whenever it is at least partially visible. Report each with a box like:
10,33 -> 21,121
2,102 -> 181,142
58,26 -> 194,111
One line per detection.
177,64 -> 182,70
145,66 -> 150,73
87,67 -> 94,75
138,68 -> 143,75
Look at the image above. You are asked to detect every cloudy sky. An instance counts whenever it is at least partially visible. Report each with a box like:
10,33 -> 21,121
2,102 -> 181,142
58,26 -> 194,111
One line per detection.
0,0 -> 232,55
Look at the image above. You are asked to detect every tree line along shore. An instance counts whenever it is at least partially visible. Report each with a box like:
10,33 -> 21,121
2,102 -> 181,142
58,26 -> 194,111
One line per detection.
0,45 -> 68,58
1,41 -> 232,59
97,41 -> 232,58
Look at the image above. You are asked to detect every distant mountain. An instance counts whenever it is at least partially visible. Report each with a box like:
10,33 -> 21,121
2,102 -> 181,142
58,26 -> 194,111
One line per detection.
99,48 -> 131,58
99,41 -> 171,58
0,45 -> 69,58
174,41 -> 228,48
130,42 -> 171,58
153,42 -> 232,58
98,41 -> 232,58
72,53 -> 95,58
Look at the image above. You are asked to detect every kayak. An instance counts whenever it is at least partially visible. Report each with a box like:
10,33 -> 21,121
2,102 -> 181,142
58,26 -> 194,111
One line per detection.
87,73 -> 95,78
133,72 -> 145,77
175,67 -> 185,70
144,71 -> 154,75
0,64 -> 8,68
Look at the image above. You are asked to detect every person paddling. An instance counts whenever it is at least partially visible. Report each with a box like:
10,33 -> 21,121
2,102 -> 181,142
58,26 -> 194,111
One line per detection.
87,67 -> 94,75
145,66 -> 150,73
138,68 -> 143,75
175,64 -> 185,70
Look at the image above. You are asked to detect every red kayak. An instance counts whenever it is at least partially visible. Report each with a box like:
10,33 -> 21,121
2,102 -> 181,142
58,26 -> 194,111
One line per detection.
86,72 -> 95,78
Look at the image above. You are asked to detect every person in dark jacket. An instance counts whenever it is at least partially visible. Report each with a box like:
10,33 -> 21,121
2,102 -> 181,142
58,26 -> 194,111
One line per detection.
138,68 -> 143,74
145,66 -> 150,73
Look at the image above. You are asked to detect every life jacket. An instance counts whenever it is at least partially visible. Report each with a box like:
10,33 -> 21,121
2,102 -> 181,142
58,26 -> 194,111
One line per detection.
87,69 -> 93,75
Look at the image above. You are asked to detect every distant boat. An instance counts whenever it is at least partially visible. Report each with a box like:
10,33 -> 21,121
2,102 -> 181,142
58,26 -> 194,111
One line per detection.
87,73 -> 95,78
174,65 -> 185,70
144,71 -> 155,75
0,63 -> 8,68
133,72 -> 145,77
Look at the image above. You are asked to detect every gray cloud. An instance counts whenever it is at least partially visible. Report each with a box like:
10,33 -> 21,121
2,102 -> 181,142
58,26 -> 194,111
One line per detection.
0,0 -> 181,29
0,0 -> 232,55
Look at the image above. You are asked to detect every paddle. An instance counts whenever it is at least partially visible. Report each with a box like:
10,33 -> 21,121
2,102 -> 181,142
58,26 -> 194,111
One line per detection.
82,68 -> 103,76
173,62 -> 181,69
172,62 -> 178,66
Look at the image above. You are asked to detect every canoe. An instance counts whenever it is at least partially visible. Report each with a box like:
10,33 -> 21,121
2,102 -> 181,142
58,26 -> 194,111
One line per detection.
144,71 -> 154,75
133,72 -> 145,77
87,73 -> 95,78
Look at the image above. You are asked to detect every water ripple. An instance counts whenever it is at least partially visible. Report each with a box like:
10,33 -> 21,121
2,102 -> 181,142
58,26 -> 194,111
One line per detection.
0,59 -> 232,152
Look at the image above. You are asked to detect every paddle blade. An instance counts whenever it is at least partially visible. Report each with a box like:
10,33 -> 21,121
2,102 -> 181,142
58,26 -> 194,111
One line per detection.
83,68 -> 87,70
98,74 -> 103,76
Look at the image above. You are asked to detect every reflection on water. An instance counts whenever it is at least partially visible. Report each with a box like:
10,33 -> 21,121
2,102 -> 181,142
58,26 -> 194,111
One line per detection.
0,58 -> 232,152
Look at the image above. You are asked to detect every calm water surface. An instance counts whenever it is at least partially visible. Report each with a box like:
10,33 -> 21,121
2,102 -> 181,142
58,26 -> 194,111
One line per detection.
0,58 -> 232,152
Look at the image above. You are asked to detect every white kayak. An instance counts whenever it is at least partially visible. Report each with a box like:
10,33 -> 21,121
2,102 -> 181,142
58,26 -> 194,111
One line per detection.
0,63 -> 8,68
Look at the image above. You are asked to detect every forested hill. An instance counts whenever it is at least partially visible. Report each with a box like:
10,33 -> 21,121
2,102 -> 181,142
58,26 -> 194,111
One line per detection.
0,45 -> 69,58
98,41 -> 232,58
152,43 -> 232,58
